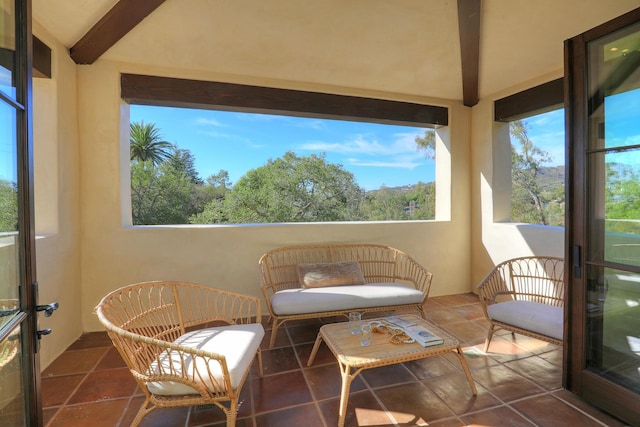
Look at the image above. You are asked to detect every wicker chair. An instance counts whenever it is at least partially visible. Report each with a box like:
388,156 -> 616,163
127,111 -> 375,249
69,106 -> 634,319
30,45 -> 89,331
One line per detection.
477,256 -> 565,352
95,281 -> 264,427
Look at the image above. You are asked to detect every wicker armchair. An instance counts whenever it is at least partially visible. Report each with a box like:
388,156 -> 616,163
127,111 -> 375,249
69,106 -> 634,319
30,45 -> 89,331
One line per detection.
477,256 -> 565,352
95,281 -> 264,427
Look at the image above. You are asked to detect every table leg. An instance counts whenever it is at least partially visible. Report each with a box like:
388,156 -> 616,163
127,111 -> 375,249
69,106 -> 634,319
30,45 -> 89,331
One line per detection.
307,333 -> 324,366
337,363 -> 355,427
453,346 -> 478,395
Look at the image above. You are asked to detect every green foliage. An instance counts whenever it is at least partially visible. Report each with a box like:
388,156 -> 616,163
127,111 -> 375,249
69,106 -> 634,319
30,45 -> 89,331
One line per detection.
193,152 -> 364,223
361,182 -> 435,221
605,163 -> 640,234
129,122 -> 219,225
133,125 -> 438,225
0,180 -> 18,232
415,130 -> 436,159
131,160 -> 195,225
510,120 -> 564,226
130,121 -> 174,166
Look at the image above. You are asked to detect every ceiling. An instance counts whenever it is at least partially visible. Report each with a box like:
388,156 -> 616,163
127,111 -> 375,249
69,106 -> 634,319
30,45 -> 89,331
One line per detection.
32,0 -> 640,104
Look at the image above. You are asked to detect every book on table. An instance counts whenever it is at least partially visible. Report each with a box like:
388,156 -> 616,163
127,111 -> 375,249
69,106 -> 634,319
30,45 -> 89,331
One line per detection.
384,316 -> 444,347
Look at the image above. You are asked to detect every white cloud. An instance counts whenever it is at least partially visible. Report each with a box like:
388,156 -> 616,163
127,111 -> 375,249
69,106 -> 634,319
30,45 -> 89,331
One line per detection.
195,117 -> 225,127
298,131 -> 428,170
345,158 -> 421,170
300,132 -> 422,156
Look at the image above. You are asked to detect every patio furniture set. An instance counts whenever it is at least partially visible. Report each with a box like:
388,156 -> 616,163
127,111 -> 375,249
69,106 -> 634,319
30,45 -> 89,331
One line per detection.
95,244 -> 565,427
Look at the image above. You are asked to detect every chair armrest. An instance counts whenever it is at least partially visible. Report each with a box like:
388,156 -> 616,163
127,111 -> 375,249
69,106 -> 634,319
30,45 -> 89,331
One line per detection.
394,251 -> 433,299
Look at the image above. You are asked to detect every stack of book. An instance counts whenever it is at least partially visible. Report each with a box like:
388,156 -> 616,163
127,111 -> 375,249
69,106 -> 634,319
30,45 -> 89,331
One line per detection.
384,316 -> 444,347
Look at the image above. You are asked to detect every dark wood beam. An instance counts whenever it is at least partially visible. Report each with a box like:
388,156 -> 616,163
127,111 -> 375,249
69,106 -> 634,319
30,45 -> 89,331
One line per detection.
494,78 -> 564,122
0,35 -> 51,81
121,73 -> 449,127
457,0 -> 481,107
33,36 -> 51,78
70,0 -> 166,64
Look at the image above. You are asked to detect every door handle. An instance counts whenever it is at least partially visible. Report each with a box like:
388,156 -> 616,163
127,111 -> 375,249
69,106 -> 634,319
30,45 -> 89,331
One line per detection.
36,302 -> 59,317
37,328 -> 52,339
573,244 -> 582,278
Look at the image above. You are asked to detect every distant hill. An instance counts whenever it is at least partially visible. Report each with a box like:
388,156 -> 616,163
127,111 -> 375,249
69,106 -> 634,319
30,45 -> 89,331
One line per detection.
538,165 -> 565,189
366,166 -> 566,195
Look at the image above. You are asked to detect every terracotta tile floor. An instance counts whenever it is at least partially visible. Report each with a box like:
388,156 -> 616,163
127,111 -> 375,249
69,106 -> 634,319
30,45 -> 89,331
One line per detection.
42,293 -> 630,427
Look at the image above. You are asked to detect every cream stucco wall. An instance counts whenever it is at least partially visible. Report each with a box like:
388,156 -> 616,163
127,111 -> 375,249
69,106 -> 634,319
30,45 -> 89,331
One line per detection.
29,10 -> 589,369
32,22 -> 83,368
469,71 -> 566,287
30,39 -> 569,370
75,60 -> 472,333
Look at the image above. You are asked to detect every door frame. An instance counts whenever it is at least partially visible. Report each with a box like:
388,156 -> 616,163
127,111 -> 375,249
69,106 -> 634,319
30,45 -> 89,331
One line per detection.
565,7 -> 640,425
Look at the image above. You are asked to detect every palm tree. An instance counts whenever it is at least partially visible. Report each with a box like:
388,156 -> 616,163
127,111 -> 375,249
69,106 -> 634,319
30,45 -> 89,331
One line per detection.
130,121 -> 174,166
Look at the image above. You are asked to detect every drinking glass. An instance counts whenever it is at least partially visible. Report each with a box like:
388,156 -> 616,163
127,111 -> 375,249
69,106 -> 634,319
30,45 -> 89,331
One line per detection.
349,312 -> 361,334
359,322 -> 372,346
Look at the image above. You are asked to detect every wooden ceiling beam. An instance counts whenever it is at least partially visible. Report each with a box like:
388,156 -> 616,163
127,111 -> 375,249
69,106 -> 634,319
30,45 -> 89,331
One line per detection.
70,0 -> 165,64
457,0 -> 481,107
121,73 -> 449,127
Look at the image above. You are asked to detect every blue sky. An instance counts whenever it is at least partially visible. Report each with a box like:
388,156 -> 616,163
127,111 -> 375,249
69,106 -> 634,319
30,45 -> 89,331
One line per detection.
131,105 -> 435,191
130,105 -> 569,191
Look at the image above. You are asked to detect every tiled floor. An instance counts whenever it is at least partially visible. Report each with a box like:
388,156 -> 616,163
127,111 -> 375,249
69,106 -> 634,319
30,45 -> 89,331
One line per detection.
42,293 -> 629,427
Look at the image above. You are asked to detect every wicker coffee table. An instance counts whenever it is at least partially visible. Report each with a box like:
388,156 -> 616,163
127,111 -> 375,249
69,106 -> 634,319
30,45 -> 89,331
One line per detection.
307,314 -> 477,427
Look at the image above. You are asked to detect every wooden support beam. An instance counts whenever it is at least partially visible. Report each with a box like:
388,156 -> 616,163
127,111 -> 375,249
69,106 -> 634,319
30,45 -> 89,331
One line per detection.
33,35 -> 51,78
0,35 -> 51,81
121,73 -> 449,127
457,0 -> 481,107
70,0 -> 165,64
494,78 -> 564,122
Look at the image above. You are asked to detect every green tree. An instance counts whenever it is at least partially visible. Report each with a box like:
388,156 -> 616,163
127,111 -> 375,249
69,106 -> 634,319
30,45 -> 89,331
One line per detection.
359,182 -> 435,221
605,163 -> 640,234
0,179 -> 18,232
415,129 -> 436,159
189,170 -> 232,224
192,152 -> 364,224
131,160 -> 194,225
130,121 -> 174,166
359,187 -> 408,221
510,120 -> 553,225
167,148 -> 202,184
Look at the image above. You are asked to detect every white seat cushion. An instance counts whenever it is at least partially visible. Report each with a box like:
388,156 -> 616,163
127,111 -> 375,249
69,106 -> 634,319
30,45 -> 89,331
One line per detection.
147,323 -> 264,396
487,300 -> 563,340
270,283 -> 424,316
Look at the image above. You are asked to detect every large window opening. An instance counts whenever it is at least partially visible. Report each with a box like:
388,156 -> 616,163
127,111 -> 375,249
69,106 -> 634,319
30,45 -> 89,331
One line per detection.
495,78 -> 565,227
122,74 -> 449,226
509,108 -> 565,226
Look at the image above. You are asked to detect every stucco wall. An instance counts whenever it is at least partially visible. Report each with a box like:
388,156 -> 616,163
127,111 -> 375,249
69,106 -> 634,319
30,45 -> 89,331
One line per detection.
30,21 -> 576,370
469,72 -> 566,288
75,61 -> 473,332
32,22 -> 83,368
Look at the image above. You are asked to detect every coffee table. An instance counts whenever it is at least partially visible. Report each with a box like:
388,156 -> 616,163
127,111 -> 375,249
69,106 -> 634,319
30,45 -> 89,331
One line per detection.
307,314 -> 477,427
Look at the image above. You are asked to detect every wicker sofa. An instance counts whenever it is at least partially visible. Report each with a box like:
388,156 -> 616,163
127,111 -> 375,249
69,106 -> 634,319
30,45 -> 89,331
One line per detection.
259,243 -> 433,348
477,256 -> 565,352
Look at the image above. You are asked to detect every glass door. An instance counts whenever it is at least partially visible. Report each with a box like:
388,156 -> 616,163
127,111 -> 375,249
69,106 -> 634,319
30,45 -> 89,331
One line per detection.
1,0 -> 42,426
566,8 -> 640,425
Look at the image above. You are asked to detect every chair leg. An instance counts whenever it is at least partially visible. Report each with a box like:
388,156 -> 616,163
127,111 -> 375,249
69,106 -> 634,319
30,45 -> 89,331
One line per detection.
226,399 -> 238,427
483,325 -> 496,353
131,397 -> 154,427
269,318 -> 284,348
256,348 -> 263,376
